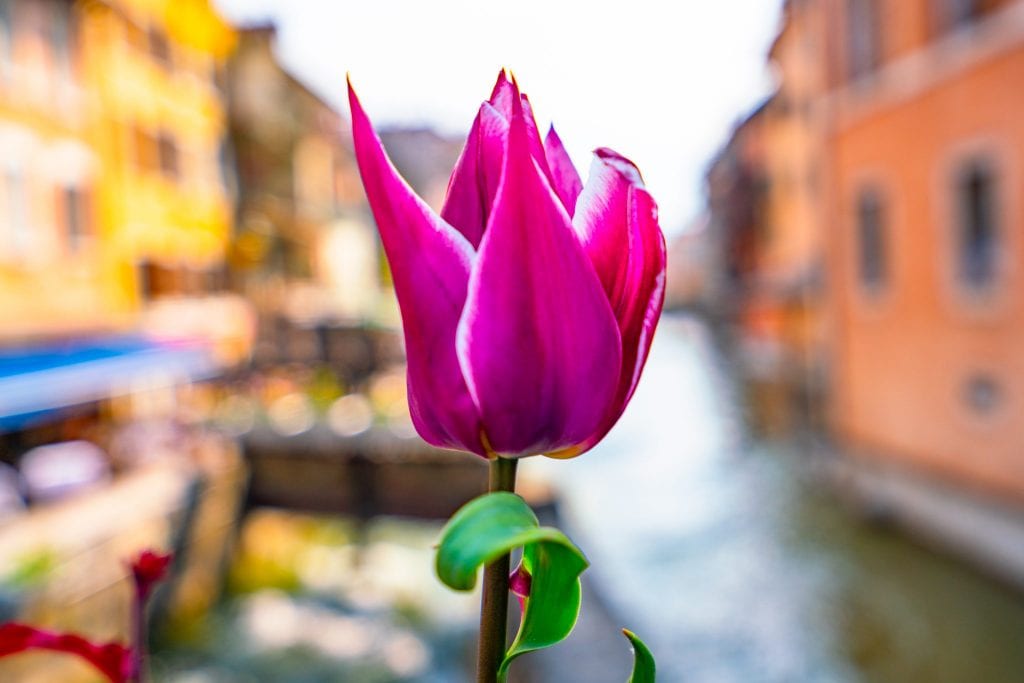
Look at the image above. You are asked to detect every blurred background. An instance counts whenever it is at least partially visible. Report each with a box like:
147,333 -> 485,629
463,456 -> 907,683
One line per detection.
1,0 -> 1023,681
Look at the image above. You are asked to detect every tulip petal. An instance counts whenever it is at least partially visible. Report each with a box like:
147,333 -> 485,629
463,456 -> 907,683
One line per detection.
544,126 -> 583,216
519,93 -> 558,188
489,72 -> 552,180
457,94 -> 622,457
488,69 -> 516,119
442,73 -> 554,248
617,186 -> 666,406
348,80 -> 485,455
571,149 -> 666,450
441,102 -> 509,249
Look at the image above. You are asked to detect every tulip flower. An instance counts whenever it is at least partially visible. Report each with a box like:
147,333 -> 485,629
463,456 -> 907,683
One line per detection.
349,71 -> 665,459
0,623 -> 133,682
130,549 -> 172,603
0,549 -> 172,683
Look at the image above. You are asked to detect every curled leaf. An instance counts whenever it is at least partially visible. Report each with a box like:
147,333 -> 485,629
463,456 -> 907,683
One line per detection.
435,492 -> 588,681
623,628 -> 656,683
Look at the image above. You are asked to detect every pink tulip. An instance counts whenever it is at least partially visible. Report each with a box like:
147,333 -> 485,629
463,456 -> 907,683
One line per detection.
349,71 -> 665,458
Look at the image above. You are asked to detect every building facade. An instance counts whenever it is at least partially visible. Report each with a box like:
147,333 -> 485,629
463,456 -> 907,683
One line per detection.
0,0 -> 109,339
715,0 -> 1024,498
78,0 -> 235,305
225,25 -> 380,331
0,0 -> 236,342
821,0 -> 1024,498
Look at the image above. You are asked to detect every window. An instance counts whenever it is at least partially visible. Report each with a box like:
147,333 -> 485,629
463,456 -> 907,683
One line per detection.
846,0 -> 881,79
51,2 -> 72,81
139,260 -> 179,299
0,0 -> 11,73
63,186 -> 88,251
935,0 -> 985,33
856,188 -> 886,289
148,27 -> 170,66
956,161 -> 998,288
157,133 -> 178,179
963,373 -> 1001,415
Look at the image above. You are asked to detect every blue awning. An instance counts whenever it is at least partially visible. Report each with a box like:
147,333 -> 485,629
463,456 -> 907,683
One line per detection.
0,336 -> 219,432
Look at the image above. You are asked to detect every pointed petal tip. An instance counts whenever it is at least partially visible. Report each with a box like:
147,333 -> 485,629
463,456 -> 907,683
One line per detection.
489,69 -> 518,117
458,84 -> 622,455
593,147 -> 645,186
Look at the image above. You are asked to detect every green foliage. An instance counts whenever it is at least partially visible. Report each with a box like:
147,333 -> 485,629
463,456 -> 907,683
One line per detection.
435,492 -> 588,681
4,548 -> 57,589
623,628 -> 656,682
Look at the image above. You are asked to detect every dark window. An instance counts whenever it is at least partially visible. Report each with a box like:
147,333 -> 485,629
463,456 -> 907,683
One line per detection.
936,0 -> 985,33
856,188 -> 886,289
139,260 -> 177,300
752,174 -> 772,245
963,373 -> 1001,415
51,3 -> 71,78
158,133 -> 178,179
0,0 -> 11,66
148,27 -> 170,66
847,0 -> 881,79
957,161 -> 998,288
64,186 -> 88,250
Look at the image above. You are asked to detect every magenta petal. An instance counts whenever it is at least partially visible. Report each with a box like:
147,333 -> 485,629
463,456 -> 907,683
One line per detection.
544,126 -> 583,216
572,148 -> 666,449
509,563 -> 532,612
441,102 -> 509,249
488,70 -> 516,119
616,186 -> 666,408
519,93 -> 557,187
348,81 -> 485,455
456,96 -> 622,457
488,74 -> 551,169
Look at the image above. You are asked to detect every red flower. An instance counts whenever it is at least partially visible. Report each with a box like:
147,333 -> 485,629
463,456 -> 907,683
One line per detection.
0,623 -> 133,683
129,549 -> 172,601
0,548 -> 174,682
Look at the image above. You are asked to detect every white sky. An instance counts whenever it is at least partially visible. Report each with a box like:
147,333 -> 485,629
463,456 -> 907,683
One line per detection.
213,0 -> 784,236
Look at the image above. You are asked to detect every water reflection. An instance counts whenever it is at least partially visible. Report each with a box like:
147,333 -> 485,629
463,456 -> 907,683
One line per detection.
539,314 -> 1024,683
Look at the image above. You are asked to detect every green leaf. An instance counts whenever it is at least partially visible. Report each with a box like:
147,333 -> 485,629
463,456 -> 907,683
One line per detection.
623,628 -> 656,682
435,492 -> 589,681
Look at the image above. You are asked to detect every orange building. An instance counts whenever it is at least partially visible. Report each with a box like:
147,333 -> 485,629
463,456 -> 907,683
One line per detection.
820,0 -> 1024,499
713,0 -> 1024,500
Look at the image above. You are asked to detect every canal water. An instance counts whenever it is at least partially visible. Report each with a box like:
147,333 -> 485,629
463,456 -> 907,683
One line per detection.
534,314 -> 1024,682
156,314 -> 1024,682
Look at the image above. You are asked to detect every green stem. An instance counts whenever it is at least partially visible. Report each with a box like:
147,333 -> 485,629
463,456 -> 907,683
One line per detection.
477,456 -> 518,682
131,589 -> 147,683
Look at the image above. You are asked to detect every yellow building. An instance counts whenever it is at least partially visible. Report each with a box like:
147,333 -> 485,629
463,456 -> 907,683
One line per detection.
0,0 -> 110,339
77,0 -> 235,307
0,0 -> 235,341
